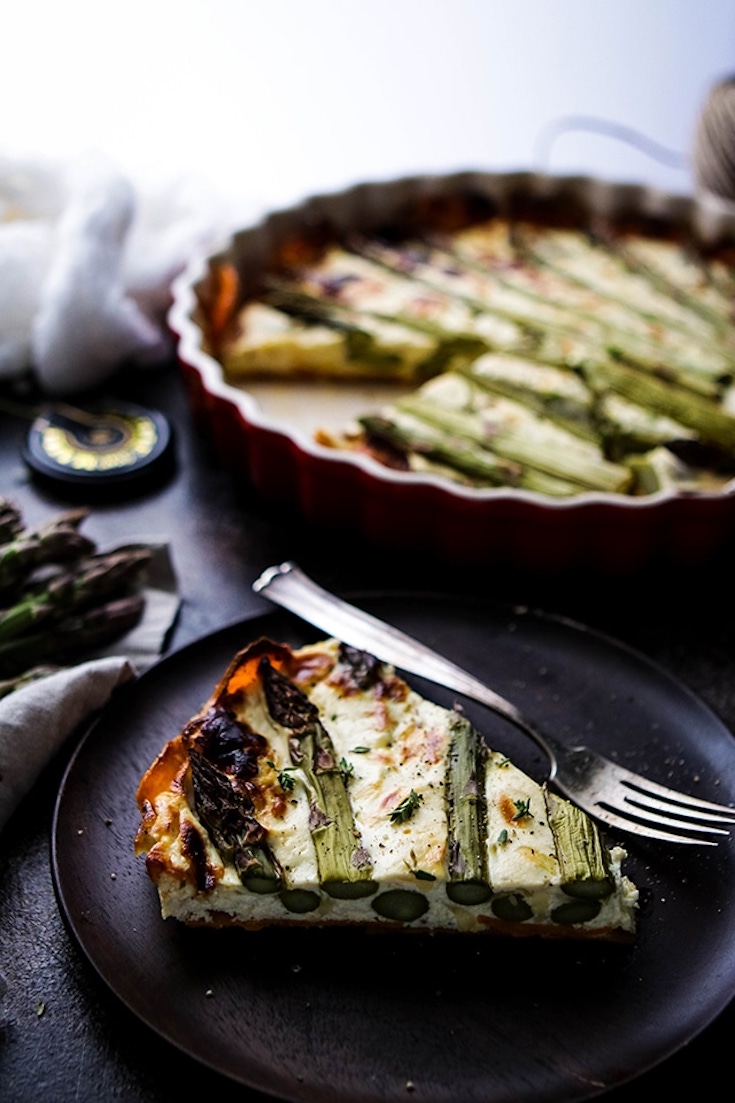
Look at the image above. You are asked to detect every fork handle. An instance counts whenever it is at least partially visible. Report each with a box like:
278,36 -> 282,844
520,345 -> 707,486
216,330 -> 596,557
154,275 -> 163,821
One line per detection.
253,562 -> 562,776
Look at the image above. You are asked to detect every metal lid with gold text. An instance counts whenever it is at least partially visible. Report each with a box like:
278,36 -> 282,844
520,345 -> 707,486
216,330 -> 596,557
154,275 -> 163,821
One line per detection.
24,400 -> 173,490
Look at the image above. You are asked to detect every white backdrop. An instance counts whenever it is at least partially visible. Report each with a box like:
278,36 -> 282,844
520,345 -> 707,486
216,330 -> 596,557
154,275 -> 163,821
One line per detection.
3,0 -> 735,219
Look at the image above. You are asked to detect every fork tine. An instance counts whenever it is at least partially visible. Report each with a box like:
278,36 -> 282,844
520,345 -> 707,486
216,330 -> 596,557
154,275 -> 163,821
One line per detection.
614,797 -> 730,836
588,804 -> 719,846
555,748 -> 734,842
617,773 -> 735,819
621,787 -> 735,826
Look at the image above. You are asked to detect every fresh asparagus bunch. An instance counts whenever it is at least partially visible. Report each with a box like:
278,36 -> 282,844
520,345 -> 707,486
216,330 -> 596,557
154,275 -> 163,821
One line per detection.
0,665 -> 61,702
0,498 -> 151,691
0,507 -> 96,596
0,547 -> 151,643
0,499 -> 23,546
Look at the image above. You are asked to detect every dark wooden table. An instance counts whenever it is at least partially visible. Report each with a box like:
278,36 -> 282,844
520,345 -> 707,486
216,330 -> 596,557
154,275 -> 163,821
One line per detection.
1,358 -> 734,1102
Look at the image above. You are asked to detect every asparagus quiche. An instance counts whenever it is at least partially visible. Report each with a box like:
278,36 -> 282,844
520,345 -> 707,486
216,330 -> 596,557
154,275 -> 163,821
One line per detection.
209,196 -> 735,498
135,636 -> 638,939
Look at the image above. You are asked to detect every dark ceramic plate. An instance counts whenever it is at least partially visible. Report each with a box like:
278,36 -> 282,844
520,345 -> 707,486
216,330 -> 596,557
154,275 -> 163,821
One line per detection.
52,594 -> 735,1103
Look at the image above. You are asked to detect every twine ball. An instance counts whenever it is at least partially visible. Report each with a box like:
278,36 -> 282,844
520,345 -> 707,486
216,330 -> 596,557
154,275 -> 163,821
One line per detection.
693,76 -> 735,201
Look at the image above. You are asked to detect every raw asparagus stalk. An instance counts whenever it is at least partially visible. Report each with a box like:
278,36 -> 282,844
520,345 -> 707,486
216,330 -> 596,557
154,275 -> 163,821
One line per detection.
445,715 -> 491,904
0,664 -> 62,700
0,509 -> 95,595
260,656 -> 376,899
0,499 -> 23,547
0,547 -> 152,643
56,593 -> 146,644
0,594 -> 146,677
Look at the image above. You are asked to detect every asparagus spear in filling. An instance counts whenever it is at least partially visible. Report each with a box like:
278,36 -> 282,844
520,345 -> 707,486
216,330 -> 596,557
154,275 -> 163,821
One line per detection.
259,656 -> 376,899
483,749 -> 618,926
446,715 -> 491,904
459,352 -> 600,443
358,231 -> 731,393
608,230 -> 735,335
626,447 -> 733,495
436,222 -> 734,390
582,355 -> 735,452
186,705 -> 283,894
395,373 -> 632,494
511,222 -> 733,353
262,288 -> 448,379
265,279 -> 487,378
545,792 -> 614,926
359,410 -> 529,489
137,637 -> 639,935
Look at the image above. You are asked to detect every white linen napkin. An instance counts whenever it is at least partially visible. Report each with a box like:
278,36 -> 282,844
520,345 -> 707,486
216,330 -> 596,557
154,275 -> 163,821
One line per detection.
0,542 -> 180,833
1,151 -> 233,395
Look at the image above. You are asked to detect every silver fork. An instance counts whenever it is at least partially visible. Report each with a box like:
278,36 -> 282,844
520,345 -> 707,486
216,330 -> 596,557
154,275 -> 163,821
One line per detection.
253,562 -> 735,846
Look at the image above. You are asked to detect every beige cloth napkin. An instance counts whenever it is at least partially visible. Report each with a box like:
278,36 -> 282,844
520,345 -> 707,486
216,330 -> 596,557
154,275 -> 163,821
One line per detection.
0,656 -> 136,832
0,542 -> 180,833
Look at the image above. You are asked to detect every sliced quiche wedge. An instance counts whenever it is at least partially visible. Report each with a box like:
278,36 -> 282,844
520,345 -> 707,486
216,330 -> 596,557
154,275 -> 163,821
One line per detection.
135,637 -> 638,940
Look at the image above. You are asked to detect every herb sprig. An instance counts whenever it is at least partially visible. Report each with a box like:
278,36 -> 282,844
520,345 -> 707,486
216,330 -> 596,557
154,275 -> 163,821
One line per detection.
389,790 -> 423,824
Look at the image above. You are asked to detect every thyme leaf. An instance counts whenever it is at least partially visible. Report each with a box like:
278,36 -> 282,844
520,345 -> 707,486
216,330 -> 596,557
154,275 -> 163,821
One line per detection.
389,789 -> 423,824
339,756 -> 354,781
267,760 -> 297,791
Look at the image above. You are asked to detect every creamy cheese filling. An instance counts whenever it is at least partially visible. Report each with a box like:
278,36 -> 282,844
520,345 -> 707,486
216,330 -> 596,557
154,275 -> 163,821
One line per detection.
153,844 -> 638,935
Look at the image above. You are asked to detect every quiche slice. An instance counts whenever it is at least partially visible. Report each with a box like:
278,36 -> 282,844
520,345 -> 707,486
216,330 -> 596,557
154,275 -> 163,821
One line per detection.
135,637 -> 638,940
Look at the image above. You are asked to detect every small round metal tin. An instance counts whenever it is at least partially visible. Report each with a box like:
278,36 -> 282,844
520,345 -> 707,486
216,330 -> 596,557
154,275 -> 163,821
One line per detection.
24,399 -> 173,491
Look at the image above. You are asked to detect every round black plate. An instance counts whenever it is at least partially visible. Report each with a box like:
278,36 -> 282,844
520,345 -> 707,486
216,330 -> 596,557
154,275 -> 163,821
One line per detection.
52,595 -> 735,1103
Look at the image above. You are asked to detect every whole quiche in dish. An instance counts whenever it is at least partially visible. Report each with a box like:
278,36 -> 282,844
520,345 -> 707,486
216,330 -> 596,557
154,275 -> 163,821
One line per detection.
171,172 -> 735,567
